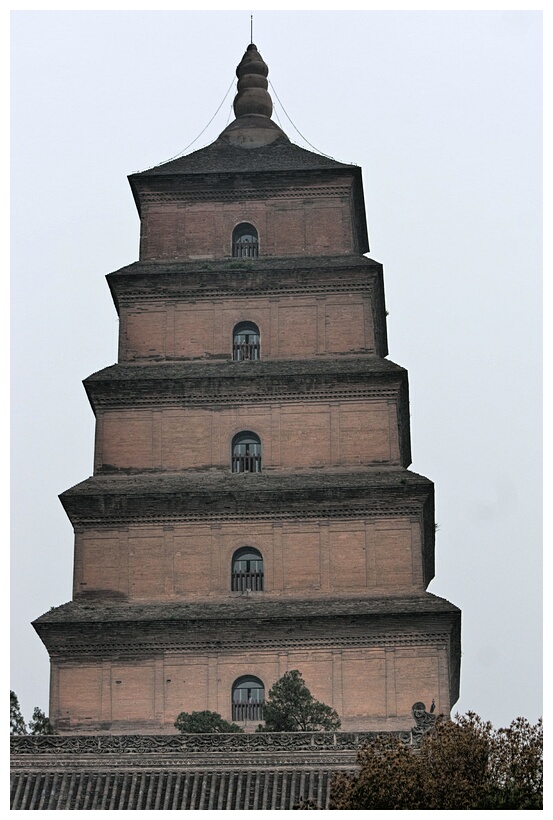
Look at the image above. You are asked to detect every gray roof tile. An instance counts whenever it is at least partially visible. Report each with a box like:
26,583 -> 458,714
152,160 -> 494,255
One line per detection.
132,137 -> 354,177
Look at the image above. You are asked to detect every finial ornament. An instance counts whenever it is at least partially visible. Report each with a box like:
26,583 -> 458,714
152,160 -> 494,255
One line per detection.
233,43 -> 273,119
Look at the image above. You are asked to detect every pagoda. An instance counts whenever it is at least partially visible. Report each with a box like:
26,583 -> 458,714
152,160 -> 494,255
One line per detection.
33,43 -> 460,735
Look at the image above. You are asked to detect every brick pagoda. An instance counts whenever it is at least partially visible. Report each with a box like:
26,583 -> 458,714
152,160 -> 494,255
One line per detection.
32,43 -> 460,736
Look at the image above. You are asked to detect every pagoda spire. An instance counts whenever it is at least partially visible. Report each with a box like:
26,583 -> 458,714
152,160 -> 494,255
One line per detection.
233,43 -> 273,119
217,43 -> 288,147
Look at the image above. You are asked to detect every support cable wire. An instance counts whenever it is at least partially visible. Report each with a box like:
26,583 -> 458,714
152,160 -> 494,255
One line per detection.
134,75 -> 353,174
269,80 -> 351,164
272,101 -> 284,130
135,76 -> 236,172
224,101 -> 234,128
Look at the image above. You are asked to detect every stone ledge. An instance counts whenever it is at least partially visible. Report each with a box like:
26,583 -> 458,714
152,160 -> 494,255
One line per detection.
108,254 -> 381,278
11,730 -> 408,756
34,592 -> 458,625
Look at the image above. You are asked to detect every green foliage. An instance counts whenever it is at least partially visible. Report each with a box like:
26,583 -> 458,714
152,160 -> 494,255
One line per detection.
484,716 -> 543,809
257,670 -> 341,733
11,692 -> 55,735
28,706 -> 55,735
174,710 -> 244,734
10,691 -> 27,736
330,712 -> 543,810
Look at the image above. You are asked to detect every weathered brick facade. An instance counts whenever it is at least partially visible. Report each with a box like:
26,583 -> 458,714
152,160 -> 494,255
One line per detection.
32,43 -> 460,736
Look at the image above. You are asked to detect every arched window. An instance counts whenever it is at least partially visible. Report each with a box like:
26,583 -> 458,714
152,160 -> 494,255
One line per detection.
232,432 -> 261,473
232,547 -> 264,592
232,223 -> 259,258
233,322 -> 260,361
232,675 -> 265,722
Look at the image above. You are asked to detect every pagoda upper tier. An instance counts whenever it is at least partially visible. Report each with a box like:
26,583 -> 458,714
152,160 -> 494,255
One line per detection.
128,44 -> 369,259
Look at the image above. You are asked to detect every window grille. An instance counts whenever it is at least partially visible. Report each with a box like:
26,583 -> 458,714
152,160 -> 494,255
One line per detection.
232,676 -> 265,722
232,547 -> 264,592
233,322 -> 260,361
232,432 -> 262,473
232,223 -> 259,258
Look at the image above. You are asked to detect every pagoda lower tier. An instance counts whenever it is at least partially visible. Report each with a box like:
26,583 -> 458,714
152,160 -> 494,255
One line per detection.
34,592 -> 460,734
31,469 -> 460,733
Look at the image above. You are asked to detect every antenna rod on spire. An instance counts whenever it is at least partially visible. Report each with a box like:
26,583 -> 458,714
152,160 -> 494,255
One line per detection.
250,15 -> 253,44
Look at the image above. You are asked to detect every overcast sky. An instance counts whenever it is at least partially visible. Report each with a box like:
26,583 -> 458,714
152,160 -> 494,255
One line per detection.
10,9 -> 542,729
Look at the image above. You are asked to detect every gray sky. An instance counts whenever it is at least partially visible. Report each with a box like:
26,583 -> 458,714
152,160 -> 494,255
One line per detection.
10,9 -> 542,729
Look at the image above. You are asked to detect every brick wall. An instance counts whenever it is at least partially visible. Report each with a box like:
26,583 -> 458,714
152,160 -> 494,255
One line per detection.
120,293 -> 375,361
73,516 -> 425,601
50,644 -> 449,734
94,400 -> 401,472
139,191 -> 355,261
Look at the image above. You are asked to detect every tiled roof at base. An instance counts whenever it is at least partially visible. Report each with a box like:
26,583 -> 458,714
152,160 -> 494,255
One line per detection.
10,731 -> 424,809
11,768 -> 336,810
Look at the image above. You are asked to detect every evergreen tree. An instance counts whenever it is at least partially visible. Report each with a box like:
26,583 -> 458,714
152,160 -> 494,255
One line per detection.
28,707 -> 55,735
258,670 -> 341,732
10,691 -> 27,736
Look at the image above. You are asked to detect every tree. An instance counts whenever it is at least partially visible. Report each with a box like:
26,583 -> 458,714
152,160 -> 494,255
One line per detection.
330,712 -> 543,810
28,707 -> 55,735
174,710 -> 244,734
11,692 -> 55,736
10,691 -> 27,736
257,670 -> 341,732
485,716 -> 543,809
